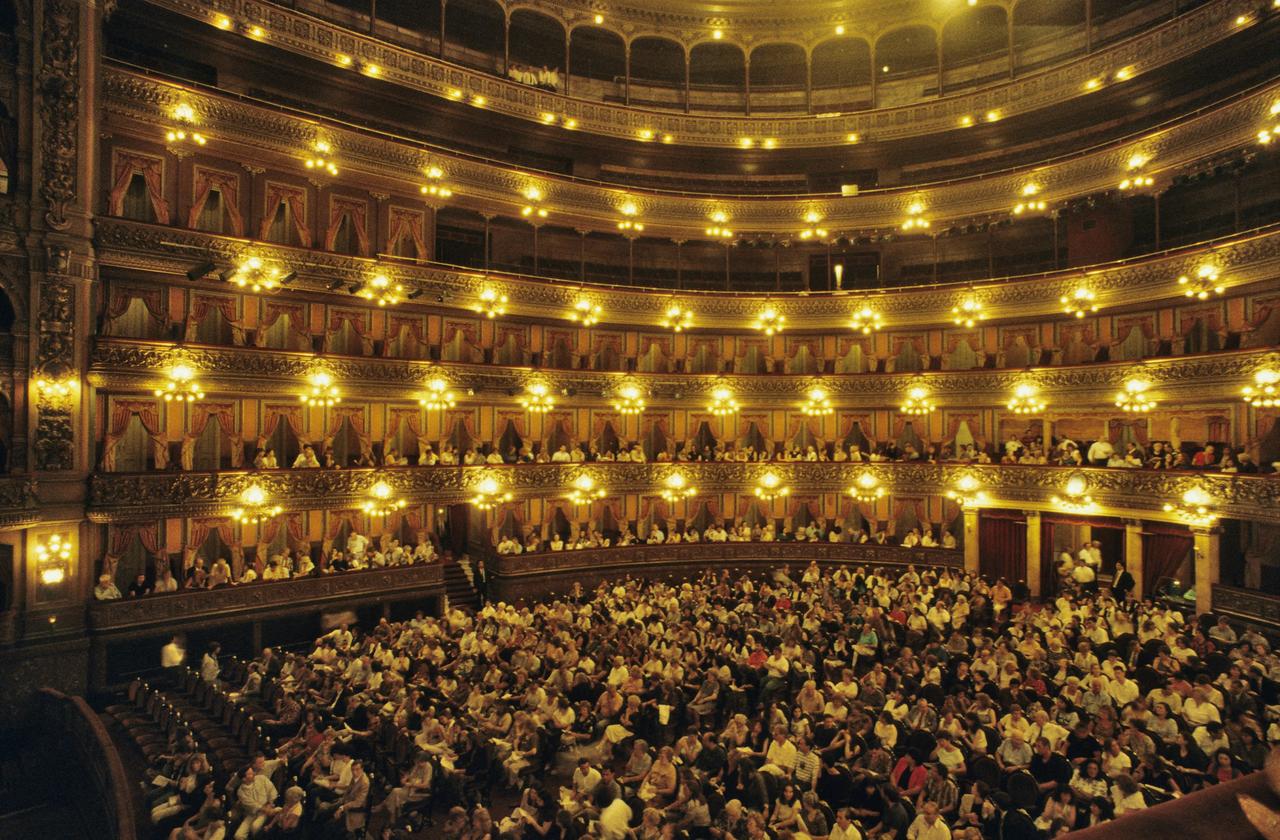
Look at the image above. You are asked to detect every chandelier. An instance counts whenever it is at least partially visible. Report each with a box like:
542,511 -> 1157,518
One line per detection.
357,274 -> 404,307
520,185 -> 547,219
521,382 -> 555,413
363,480 -> 407,517
946,475 -> 988,508
35,377 -> 76,399
1007,383 -> 1046,415
567,474 -> 607,506
420,166 -> 454,199
418,375 -> 457,411
660,472 -> 696,503
224,256 -> 289,293
661,303 -> 694,332
155,364 -> 205,403
1177,265 -> 1224,300
708,383 -> 739,416
848,472 -> 885,504
612,383 -> 646,415
300,371 -> 341,407
901,200 -> 930,232
801,385 -> 833,416
1260,101 -> 1280,144
1163,487 -> 1218,527
304,140 -> 338,176
616,200 -> 643,232
1243,367 -> 1280,407
231,484 -> 283,525
1060,286 -> 1098,318
900,379 -> 934,416
36,534 -> 72,586
570,297 -> 602,326
1115,378 -> 1156,413
1119,152 -> 1152,191
705,212 -> 734,239
754,471 -> 791,502
952,295 -> 985,328
165,102 -> 207,148
1052,474 -> 1097,514
850,304 -> 883,335
474,287 -> 508,319
753,305 -> 786,336
798,211 -> 828,241
471,477 -> 513,510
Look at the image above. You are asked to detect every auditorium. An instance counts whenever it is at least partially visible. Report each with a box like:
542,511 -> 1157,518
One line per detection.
0,0 -> 1279,837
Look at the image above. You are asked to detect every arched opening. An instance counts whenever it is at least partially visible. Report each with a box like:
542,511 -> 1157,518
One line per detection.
508,9 -> 566,80
434,206 -> 487,270
595,420 -> 620,456
377,0 -> 443,49
1013,0 -> 1085,65
443,0 -> 504,71
330,416 -> 363,467
748,42 -> 807,113
874,25 -> 938,98
1091,0 -> 1152,30
811,37 -> 871,110
941,6 -> 1009,92
689,42 -> 746,111
629,36 -> 685,106
690,420 -> 718,454
192,417 -> 234,471
497,419 -> 523,459
569,25 -> 625,91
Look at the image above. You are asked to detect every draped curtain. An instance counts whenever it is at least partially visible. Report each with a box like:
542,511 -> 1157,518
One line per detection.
185,294 -> 245,345
181,402 -> 243,470
386,207 -> 427,258
102,523 -> 161,580
108,151 -> 170,223
1142,526 -> 1194,597
255,302 -> 310,348
322,510 -> 364,558
256,513 -> 310,572
183,518 -> 239,574
979,512 -> 1027,583
259,404 -> 305,448
788,496 -> 822,524
327,309 -> 374,355
384,407 -> 424,458
258,183 -> 311,247
1108,419 -> 1151,446
385,315 -> 428,357
326,407 -> 372,459
106,286 -> 165,323
101,399 -> 167,470
325,197 -> 370,255
187,167 -> 244,235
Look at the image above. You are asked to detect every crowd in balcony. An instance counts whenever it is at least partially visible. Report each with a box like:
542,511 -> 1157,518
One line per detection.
133,562 -> 1279,840
507,62 -> 561,90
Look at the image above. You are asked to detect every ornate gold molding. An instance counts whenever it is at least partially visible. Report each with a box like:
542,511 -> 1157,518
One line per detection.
141,0 -> 1259,147
94,218 -> 1280,328
85,462 -> 1280,525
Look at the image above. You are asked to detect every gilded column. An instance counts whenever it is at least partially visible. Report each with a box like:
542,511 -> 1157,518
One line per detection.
1124,520 -> 1143,600
963,507 -> 979,575
1025,510 -> 1041,597
1192,526 -> 1219,616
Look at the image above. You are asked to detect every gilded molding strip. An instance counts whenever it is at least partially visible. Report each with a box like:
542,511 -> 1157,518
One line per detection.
1214,586 -> 1280,627
101,68 -> 1280,238
93,217 -> 1280,328
85,462 -> 1280,525
143,0 -> 1258,147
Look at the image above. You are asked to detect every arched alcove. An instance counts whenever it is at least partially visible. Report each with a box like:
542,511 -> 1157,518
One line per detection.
811,37 -> 871,109
568,25 -> 624,83
1013,0 -> 1085,53
443,0 -> 504,69
378,0 -> 443,45
941,5 -> 1009,91
874,25 -> 938,82
630,36 -> 685,88
749,42 -> 807,113
689,41 -> 746,110
508,9 -> 565,73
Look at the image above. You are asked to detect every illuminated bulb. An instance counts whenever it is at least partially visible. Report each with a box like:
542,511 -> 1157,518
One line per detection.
801,386 -> 833,416
1006,383 -> 1046,415
951,296 -> 984,328
155,364 -> 205,403
984,110 -> 1000,122
739,137 -> 754,149
358,273 -> 405,307
542,113 -> 557,124
753,306 -> 786,336
520,382 -> 555,413
300,371 -> 341,407
419,377 -> 457,410
565,118 -> 578,129
661,134 -> 675,144
1115,66 -> 1134,81
712,29 -> 723,39
850,304 -> 883,334
835,25 -> 845,35
1115,378 -> 1156,413
959,115 -> 974,127
613,384 -> 646,414
662,304 -> 693,332
571,297 -> 602,327
471,95 -> 486,106
474,287 -> 509,319
846,132 -> 860,143
337,53 -> 352,66
1177,265 -> 1224,300
661,472 -> 696,502
215,15 -> 232,29
754,472 -> 790,501
594,14 -> 604,24
848,472 -> 885,504
568,474 -> 606,506
1243,368 -> 1280,407
900,381 -> 934,416
1060,286 -> 1099,318
708,385 -> 739,416
638,128 -> 654,140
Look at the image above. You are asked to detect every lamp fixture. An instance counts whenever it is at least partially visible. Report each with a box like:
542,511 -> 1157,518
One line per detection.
1163,486 -> 1218,527
470,476 -> 513,510
900,378 -> 934,416
1177,265 -> 1225,300
357,273 -> 404,307
660,472 -> 696,502
708,383 -> 739,416
570,297 -> 602,326
801,385 -> 834,416
951,294 -> 985,328
901,200 -> 930,232
363,480 -> 407,517
155,364 -> 205,403
165,102 -> 207,147
567,474 -> 607,506
418,375 -> 457,411
1119,153 -> 1153,191
705,211 -> 734,239
850,303 -> 883,335
520,382 -> 555,413
798,211 -> 828,241
754,471 -> 790,502
848,472 -> 885,504
753,305 -> 786,336
1052,474 -> 1097,514
224,256 -> 287,293
231,484 -> 283,525
616,201 -> 643,231
36,534 -> 72,586
420,166 -> 453,199
520,185 -> 548,218
661,303 -> 694,332
304,140 -> 338,176
1243,367 -> 1280,407
946,475 -> 988,508
1259,100 -> 1280,144
474,287 -> 508,319
1115,378 -> 1156,413
1060,285 -> 1099,318
612,382 -> 646,415
35,377 -> 77,398
300,371 -> 340,407
1006,382 -> 1046,415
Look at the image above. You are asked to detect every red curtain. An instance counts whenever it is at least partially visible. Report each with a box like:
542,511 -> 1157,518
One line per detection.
185,294 -> 245,344
181,402 -> 243,469
101,399 -> 167,470
254,302 -> 310,348
386,207 -> 426,258
328,309 -> 373,354
979,512 -> 1027,584
187,167 -> 244,235
106,286 -> 165,322
326,407 -> 371,458
385,316 -> 428,357
384,408 -> 423,458
102,523 -> 161,579
1142,527 -> 1194,597
325,197 -> 370,255
108,151 -> 171,223
259,183 -> 311,247
259,405 -> 305,448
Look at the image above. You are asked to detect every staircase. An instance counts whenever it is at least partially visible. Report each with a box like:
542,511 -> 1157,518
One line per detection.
443,556 -> 482,611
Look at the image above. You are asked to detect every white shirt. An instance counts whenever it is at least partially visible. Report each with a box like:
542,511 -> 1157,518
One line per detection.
907,815 -> 951,840
830,823 -> 863,840
598,798 -> 632,840
161,642 -> 186,668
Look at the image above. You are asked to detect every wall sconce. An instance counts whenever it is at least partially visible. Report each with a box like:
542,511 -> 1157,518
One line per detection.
1163,486 -> 1218,527
1006,383 -> 1046,415
1115,378 -> 1156,412
801,385 -> 833,416
612,382 -> 646,415
570,297 -> 602,326
222,256 -> 289,293
419,375 -> 457,411
661,303 -> 694,332
708,382 -> 739,416
900,378 -> 934,416
35,377 -> 78,399
304,140 -> 339,176
753,305 -> 786,336
660,472 -> 696,503
952,294 -> 985,328
850,303 -> 883,334
473,287 -> 508,319
947,475 -> 988,508
36,533 -> 72,586
356,273 -> 405,307
567,474 -> 606,506
520,382 -> 555,413
1243,366 -> 1279,407
1060,286 -> 1099,318
1177,265 -> 1225,300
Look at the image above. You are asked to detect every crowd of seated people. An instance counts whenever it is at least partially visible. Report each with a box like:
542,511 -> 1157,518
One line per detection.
248,436 -> 1272,475
507,62 -> 561,90
95,530 -> 439,601
134,559 -> 1280,839
495,520 -> 958,556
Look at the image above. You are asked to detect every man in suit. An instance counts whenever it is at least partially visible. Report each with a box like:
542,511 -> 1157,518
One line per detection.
319,758 -> 369,838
